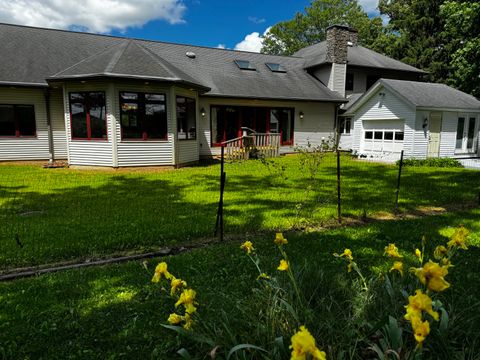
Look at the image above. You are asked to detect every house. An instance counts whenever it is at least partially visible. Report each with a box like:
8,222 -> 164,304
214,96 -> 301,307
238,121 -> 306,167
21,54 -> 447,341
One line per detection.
294,25 -> 480,159
0,23 -> 478,167
345,79 -> 480,159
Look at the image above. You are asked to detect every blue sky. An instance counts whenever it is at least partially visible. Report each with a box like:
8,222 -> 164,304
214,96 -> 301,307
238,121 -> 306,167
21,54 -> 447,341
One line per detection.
0,0 -> 380,52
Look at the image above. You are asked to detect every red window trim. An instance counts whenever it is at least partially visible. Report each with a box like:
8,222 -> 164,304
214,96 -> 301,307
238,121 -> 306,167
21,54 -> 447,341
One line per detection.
119,91 -> 169,141
69,91 -> 108,141
210,105 -> 294,146
0,104 -> 37,138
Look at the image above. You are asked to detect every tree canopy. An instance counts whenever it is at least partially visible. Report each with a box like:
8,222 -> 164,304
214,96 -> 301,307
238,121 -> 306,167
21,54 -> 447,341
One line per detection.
262,0 -> 480,97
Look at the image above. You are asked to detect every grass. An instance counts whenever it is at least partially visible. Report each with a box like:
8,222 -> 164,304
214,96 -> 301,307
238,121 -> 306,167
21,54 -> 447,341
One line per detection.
0,209 -> 479,359
0,154 -> 478,269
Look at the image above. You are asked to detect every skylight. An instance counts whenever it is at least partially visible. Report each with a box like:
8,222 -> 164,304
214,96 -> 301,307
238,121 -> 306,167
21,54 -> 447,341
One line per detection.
234,60 -> 256,70
265,63 -> 286,73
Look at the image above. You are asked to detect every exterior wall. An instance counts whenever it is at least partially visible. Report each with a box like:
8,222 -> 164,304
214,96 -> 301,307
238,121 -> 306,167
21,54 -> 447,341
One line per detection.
346,66 -> 421,96
49,88 -> 68,159
198,97 -> 336,156
329,63 -> 347,97
0,87 -> 51,160
352,86 -> 416,157
112,82 -> 176,167
64,80 -> 114,166
175,87 -> 199,165
311,66 -> 331,88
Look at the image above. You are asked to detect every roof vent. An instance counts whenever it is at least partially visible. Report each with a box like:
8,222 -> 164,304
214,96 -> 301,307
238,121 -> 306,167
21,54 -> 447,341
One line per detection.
186,51 -> 196,59
347,41 -> 353,47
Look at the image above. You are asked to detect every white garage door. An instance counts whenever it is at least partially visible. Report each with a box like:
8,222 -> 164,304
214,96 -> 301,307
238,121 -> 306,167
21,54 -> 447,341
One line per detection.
361,120 -> 405,153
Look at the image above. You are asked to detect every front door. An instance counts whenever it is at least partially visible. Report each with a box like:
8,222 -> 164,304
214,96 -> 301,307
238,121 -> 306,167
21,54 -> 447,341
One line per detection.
456,114 -> 479,154
427,113 -> 442,158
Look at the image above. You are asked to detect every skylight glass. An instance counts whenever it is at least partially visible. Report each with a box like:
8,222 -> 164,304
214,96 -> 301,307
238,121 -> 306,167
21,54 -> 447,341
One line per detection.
265,63 -> 286,73
234,60 -> 256,70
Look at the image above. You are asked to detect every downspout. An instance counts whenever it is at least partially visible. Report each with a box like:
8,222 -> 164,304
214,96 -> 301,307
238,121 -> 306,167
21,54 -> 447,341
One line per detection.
44,88 -> 55,164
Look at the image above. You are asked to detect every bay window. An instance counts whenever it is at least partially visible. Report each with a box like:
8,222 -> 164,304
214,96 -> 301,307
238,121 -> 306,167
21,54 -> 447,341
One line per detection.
0,104 -> 36,137
120,92 -> 167,140
176,96 -> 196,140
69,92 -> 106,140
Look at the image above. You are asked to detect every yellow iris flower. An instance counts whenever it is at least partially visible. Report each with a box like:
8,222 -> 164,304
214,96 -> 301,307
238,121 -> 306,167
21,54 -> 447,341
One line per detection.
404,289 -> 439,322
384,243 -> 403,258
434,245 -> 448,260
151,262 -> 174,283
415,249 -> 422,259
290,326 -> 326,360
447,225 -> 469,250
175,289 -> 197,314
278,259 -> 289,271
411,316 -> 431,344
274,232 -> 288,245
240,241 -> 255,254
257,273 -> 271,281
390,261 -> 404,276
340,249 -> 353,260
167,313 -> 184,325
411,261 -> 450,292
170,278 -> 187,296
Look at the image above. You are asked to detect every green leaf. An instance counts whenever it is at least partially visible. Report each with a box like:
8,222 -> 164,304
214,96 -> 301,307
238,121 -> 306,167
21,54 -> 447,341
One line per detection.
177,348 -> 192,360
226,344 -> 267,360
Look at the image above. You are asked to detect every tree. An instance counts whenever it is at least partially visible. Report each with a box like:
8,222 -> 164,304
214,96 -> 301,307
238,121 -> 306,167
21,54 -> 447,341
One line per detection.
440,1 -> 480,97
378,0 -> 480,96
261,0 -> 384,55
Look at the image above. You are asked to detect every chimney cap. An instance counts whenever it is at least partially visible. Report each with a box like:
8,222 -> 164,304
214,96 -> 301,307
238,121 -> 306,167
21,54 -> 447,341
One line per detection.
326,24 -> 358,33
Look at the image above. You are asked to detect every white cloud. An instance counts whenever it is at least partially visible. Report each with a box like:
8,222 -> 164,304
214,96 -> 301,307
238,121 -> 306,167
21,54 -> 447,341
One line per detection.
358,0 -> 379,15
0,0 -> 187,33
248,16 -> 266,24
216,44 -> 226,49
234,27 -> 270,53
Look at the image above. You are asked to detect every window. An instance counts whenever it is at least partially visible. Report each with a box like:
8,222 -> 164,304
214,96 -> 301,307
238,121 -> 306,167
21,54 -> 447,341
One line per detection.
374,131 -> 383,140
0,104 -> 36,137
69,92 -> 106,140
120,92 -> 167,140
211,106 -> 294,146
384,131 -> 394,140
395,132 -> 404,141
234,60 -> 256,70
365,131 -> 373,139
265,63 -> 286,73
176,96 -> 196,140
339,117 -> 351,134
345,73 -> 354,91
366,75 -> 380,90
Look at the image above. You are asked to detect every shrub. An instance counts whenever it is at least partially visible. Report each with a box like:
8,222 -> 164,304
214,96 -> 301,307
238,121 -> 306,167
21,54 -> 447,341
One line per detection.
399,158 -> 463,168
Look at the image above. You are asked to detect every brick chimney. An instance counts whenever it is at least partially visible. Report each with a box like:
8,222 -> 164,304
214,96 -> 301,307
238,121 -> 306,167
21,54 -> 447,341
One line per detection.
324,25 -> 357,97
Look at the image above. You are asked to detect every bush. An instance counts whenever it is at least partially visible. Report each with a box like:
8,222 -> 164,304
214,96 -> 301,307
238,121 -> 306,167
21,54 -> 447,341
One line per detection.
399,158 -> 463,168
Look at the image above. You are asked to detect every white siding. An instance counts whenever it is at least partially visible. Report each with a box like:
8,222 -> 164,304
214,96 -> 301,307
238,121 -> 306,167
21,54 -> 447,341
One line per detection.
352,86 -> 416,157
439,112 -> 458,157
113,82 -> 175,167
49,88 -> 67,159
198,97 -> 336,156
412,110 -> 429,159
64,81 -> 114,167
329,63 -> 346,97
0,87 -> 50,160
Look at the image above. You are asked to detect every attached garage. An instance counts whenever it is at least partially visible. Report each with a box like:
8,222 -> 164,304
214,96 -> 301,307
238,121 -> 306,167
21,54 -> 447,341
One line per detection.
361,120 -> 405,154
346,79 -> 480,160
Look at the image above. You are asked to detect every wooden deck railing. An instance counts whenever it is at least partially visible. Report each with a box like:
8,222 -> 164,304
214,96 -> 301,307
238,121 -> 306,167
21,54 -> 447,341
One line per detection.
221,133 -> 281,161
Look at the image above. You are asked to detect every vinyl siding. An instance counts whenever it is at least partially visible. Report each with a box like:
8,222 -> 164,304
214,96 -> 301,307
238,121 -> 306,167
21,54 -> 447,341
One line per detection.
0,87 -> 50,160
198,97 -> 336,156
352,86 -> 416,157
329,63 -> 346,97
64,81 -> 114,167
439,112 -> 458,158
49,88 -> 67,159
113,82 -> 175,167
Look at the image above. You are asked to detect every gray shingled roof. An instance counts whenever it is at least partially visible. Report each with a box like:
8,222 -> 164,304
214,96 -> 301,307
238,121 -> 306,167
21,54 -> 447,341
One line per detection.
0,23 -> 345,102
381,79 -> 480,110
294,41 -> 425,74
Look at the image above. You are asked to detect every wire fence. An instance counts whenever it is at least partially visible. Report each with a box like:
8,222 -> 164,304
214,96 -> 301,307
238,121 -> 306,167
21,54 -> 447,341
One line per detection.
1,151 -> 479,272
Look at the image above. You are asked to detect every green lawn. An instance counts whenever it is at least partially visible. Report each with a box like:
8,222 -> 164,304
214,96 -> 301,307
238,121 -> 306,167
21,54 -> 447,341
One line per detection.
1,154 -> 478,269
0,209 -> 479,359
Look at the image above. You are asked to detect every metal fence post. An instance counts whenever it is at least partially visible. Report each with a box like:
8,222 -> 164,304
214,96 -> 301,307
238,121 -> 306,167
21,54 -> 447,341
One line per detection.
337,149 -> 342,224
214,146 -> 226,241
394,150 -> 404,211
